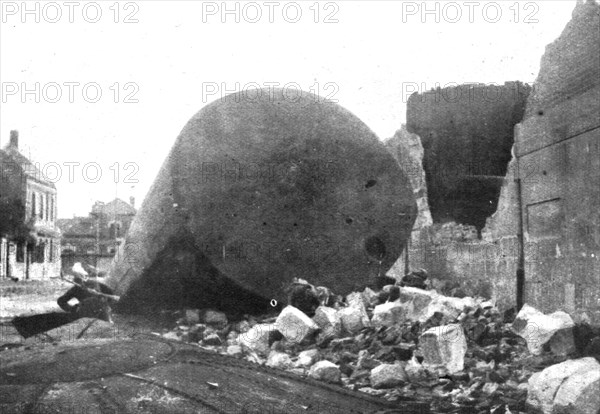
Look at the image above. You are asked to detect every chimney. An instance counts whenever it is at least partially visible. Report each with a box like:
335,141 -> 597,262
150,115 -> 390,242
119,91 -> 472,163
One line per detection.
9,130 -> 19,148
129,196 -> 135,209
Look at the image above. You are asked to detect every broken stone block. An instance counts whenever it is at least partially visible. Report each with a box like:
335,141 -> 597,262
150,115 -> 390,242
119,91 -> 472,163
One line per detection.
358,386 -> 387,397
512,304 -> 575,355
238,323 -> 277,356
346,291 -> 368,308
362,287 -> 380,307
226,345 -> 243,357
398,287 -> 435,322
338,294 -> 371,335
357,350 -> 380,370
428,295 -> 475,321
266,351 -> 293,370
369,363 -> 407,389
162,331 -> 181,341
553,364 -> 600,414
232,320 -> 251,333
295,349 -> 320,368
203,310 -> 228,328
371,302 -> 405,328
202,333 -> 222,346
527,357 -> 600,414
482,382 -> 499,395
312,306 -> 342,337
275,306 -> 319,344
399,286 -> 436,301
185,309 -> 200,325
315,286 -> 333,306
308,360 -> 341,383
404,357 -> 427,383
419,324 -> 467,374
338,307 -> 366,335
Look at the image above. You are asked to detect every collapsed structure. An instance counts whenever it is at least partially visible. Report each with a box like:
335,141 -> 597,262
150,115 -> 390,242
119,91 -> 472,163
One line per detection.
108,88 -> 417,313
388,0 -> 600,323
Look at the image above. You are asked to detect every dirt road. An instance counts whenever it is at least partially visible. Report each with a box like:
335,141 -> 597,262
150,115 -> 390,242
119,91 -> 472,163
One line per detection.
0,333 -> 429,413
0,280 -> 429,413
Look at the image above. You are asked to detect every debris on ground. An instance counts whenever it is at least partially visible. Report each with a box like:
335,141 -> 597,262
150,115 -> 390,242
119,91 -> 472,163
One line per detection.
161,276 -> 600,414
526,356 -> 600,414
511,304 -> 576,356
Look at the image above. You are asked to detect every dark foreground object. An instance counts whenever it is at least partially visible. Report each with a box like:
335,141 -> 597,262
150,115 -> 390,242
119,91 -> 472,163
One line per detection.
11,312 -> 79,339
0,334 -> 429,414
108,88 -> 416,313
12,281 -> 118,339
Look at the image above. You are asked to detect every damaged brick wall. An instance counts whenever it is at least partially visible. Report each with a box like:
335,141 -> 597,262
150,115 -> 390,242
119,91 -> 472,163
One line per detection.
511,0 -> 600,322
406,81 -> 531,232
384,126 -> 433,231
386,81 -> 530,309
388,1 -> 600,323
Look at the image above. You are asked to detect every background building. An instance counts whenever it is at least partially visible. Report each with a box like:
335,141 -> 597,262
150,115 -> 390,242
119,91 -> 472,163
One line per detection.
57,197 -> 136,274
0,130 -> 61,280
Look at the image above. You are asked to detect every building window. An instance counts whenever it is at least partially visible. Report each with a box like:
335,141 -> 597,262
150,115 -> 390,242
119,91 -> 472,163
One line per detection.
45,194 -> 49,221
31,193 -> 36,218
49,240 -> 54,262
109,222 -> 122,239
16,243 -> 25,263
34,242 -> 45,263
40,194 -> 44,220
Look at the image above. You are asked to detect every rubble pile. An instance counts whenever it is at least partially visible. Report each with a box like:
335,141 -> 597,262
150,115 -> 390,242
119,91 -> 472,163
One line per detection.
160,277 -> 600,414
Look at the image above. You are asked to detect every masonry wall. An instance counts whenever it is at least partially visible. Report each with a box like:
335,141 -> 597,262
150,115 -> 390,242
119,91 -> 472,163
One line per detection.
406,81 -> 530,231
389,1 -> 600,322
7,241 -> 61,280
514,0 -> 599,320
387,81 -> 528,309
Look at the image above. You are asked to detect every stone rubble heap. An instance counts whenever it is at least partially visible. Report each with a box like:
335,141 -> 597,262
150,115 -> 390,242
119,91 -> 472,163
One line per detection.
160,278 -> 600,414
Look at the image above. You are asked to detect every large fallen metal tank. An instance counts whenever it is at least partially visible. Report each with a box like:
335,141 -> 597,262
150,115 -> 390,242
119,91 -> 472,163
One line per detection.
107,88 -> 416,313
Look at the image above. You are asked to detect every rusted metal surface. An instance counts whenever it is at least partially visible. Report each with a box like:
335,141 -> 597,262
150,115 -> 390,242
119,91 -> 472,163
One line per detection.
108,88 -> 416,312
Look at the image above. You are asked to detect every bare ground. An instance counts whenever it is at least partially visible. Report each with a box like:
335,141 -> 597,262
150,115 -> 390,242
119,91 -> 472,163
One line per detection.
0,279 -> 425,413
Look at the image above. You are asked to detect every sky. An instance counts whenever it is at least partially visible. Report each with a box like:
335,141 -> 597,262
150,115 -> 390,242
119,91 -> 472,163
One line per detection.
0,0 -> 577,218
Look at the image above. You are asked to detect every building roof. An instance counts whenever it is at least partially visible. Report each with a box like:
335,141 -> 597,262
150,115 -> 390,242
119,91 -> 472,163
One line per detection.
0,145 -> 56,189
92,198 -> 136,217
58,198 -> 136,237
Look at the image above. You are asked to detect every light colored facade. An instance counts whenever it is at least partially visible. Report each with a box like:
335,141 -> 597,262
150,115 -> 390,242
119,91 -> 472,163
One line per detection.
0,130 -> 61,280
